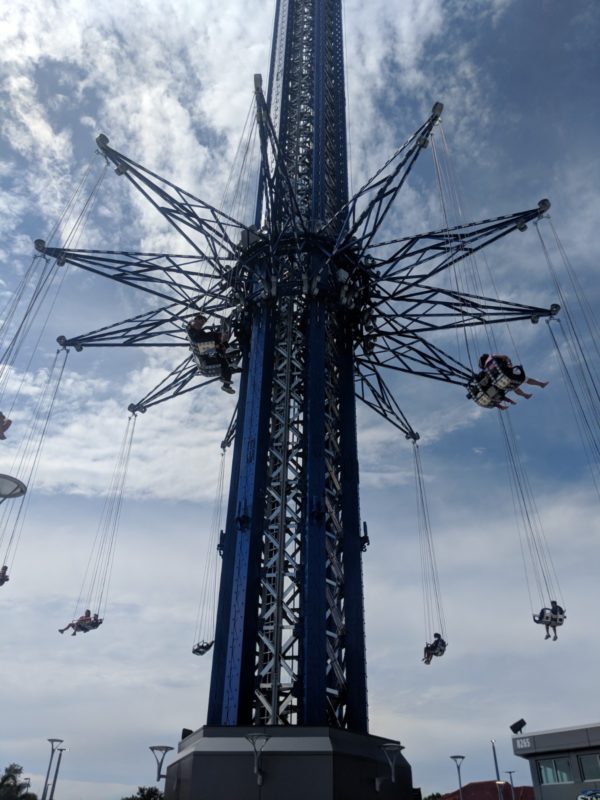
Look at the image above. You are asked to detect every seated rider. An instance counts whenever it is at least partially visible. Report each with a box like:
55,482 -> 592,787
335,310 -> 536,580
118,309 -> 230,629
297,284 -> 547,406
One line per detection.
0,565 -> 9,586
534,600 -> 565,641
0,412 -> 12,440
422,632 -> 446,665
59,609 -> 92,636
479,354 -> 548,399
187,315 -> 235,395
88,613 -> 103,630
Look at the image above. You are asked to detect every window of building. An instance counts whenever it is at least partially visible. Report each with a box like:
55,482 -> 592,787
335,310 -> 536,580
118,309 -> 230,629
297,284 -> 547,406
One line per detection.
579,754 -> 600,781
537,758 -> 573,784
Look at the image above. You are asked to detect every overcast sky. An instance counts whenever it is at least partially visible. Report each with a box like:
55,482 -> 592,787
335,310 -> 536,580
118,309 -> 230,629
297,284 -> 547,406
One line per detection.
1,0 -> 599,798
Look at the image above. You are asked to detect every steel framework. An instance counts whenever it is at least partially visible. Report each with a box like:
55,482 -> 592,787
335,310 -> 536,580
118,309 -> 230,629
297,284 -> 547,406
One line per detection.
36,0 -> 558,733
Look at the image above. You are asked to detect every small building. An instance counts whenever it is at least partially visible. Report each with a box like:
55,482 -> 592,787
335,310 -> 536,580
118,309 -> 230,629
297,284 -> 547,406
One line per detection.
442,780 -> 533,800
513,722 -> 600,800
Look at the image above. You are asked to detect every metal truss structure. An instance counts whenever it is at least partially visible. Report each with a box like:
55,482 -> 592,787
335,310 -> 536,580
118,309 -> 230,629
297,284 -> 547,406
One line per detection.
36,0 -> 558,732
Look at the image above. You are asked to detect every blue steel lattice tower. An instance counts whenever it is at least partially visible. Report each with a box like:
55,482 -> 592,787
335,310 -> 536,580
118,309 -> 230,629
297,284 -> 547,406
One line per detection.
207,0 -> 367,732
35,0 -> 559,793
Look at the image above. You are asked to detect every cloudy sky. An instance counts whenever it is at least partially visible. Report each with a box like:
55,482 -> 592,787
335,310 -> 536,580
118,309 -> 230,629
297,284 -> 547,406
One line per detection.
1,0 -> 599,798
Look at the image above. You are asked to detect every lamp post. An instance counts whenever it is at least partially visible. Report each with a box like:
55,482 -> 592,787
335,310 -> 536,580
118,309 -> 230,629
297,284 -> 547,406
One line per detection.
450,755 -> 465,800
244,734 -> 270,787
375,742 -> 405,792
48,748 -> 67,800
149,745 -> 173,782
491,740 -> 503,800
505,770 -> 516,800
40,739 -> 63,800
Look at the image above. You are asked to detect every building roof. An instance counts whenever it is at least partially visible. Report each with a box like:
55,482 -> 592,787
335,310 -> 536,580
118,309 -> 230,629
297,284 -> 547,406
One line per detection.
442,780 -> 533,800
512,723 -> 600,759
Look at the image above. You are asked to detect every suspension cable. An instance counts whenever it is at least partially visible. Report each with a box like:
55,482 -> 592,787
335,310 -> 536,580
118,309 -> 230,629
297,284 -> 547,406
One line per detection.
413,442 -> 446,640
498,412 -> 563,609
193,447 -> 227,653
0,348 -> 69,568
73,414 -> 137,618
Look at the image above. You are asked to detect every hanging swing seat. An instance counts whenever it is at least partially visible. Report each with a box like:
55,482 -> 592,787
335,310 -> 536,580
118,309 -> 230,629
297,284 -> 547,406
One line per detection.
0,565 -> 9,586
484,358 -> 525,391
192,640 -> 214,656
533,607 -> 566,628
188,333 -> 224,378
75,614 -> 103,634
467,374 -> 506,408
468,358 -> 526,408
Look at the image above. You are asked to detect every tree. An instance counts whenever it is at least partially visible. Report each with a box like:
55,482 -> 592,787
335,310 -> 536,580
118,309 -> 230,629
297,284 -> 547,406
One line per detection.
424,793 -> 442,800
120,788 -> 164,800
0,764 -> 38,800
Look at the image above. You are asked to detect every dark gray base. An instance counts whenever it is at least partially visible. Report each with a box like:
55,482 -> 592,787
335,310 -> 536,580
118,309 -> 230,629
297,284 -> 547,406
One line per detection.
164,726 -> 420,800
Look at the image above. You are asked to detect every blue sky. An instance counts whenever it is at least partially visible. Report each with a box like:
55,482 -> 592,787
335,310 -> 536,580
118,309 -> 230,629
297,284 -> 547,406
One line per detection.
1,0 -> 599,798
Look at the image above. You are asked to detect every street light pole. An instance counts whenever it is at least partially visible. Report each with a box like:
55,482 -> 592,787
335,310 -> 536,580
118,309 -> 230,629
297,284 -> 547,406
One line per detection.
149,745 -> 174,783
491,741 -> 503,800
505,770 -> 516,800
48,748 -> 66,800
40,739 -> 63,800
450,755 -> 465,800
491,740 -> 501,780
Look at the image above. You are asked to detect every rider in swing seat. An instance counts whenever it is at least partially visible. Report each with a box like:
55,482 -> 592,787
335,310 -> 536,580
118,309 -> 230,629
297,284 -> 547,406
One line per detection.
534,600 -> 565,641
479,354 -> 548,399
187,315 -> 235,394
422,632 -> 446,664
59,609 -> 92,636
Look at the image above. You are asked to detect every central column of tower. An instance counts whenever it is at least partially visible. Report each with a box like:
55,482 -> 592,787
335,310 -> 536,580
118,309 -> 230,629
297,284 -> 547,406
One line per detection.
207,0 -> 367,733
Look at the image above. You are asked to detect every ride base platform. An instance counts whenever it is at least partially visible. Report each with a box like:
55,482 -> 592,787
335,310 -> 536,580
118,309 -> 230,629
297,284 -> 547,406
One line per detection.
164,725 -> 420,800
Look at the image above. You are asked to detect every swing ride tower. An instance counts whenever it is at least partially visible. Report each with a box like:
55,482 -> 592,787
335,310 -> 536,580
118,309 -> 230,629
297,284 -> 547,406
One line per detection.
34,0 -> 561,796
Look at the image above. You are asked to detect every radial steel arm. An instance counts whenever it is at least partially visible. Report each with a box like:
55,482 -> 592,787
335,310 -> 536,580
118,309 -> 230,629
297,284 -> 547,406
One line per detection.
254,76 -> 308,238
127,355 -> 219,413
360,325 -> 474,385
34,242 -> 234,307
57,303 -> 196,349
332,103 -> 444,254
95,134 -> 252,273
355,362 -> 419,440
220,404 -> 238,450
373,286 -> 559,334
368,200 -> 551,282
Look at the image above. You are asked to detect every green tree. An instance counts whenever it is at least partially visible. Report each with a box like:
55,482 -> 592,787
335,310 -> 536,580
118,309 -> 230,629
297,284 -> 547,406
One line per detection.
0,763 -> 38,800
423,793 -> 442,800
120,788 -> 164,800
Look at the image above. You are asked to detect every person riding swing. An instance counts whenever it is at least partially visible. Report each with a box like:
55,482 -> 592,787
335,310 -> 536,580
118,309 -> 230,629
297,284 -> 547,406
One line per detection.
478,354 -> 548,399
59,610 -> 103,636
187,315 -> 235,394
422,632 -> 447,664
